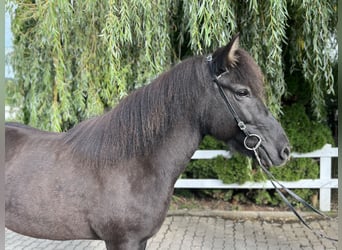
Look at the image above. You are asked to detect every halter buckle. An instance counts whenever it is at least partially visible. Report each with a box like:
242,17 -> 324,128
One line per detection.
238,121 -> 246,131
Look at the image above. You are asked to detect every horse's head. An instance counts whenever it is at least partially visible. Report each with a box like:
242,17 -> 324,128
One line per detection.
202,34 -> 290,167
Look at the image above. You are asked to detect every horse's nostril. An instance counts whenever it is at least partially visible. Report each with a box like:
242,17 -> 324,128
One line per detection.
281,146 -> 291,160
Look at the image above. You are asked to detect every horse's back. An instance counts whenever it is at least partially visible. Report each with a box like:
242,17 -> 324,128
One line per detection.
6,122 -> 55,134
6,122 -> 30,162
5,122 -> 100,239
5,122 -> 55,162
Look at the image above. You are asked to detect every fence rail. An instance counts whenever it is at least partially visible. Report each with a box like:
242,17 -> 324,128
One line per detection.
175,144 -> 338,212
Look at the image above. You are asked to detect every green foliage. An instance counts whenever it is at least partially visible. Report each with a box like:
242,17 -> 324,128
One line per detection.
7,0 -> 173,131
197,136 -> 226,150
6,0 -> 337,131
213,155 -> 251,184
184,136 -> 223,179
270,158 -> 319,181
182,1 -> 237,54
5,78 -> 21,106
213,190 -> 234,202
253,190 -> 280,206
286,0 -> 337,120
280,104 -> 334,152
184,159 -> 218,180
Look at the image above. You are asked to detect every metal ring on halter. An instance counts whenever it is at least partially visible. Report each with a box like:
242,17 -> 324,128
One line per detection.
243,134 -> 262,151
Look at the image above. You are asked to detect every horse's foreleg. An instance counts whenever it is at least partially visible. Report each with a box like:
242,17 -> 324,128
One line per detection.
105,240 -> 147,250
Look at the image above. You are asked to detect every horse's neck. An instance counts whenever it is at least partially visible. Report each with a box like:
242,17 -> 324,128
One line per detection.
151,122 -> 202,183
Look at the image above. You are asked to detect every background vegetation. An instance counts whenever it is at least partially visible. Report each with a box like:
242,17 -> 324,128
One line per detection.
6,0 -> 337,207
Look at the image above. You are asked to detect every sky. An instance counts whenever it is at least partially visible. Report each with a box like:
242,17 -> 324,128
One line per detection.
5,10 -> 14,78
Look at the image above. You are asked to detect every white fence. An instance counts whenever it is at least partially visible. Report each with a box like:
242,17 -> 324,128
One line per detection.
175,144 -> 338,212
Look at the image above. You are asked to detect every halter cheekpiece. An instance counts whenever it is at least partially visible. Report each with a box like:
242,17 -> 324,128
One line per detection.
206,55 -> 262,151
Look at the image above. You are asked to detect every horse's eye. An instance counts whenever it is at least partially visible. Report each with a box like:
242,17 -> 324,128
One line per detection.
235,89 -> 250,97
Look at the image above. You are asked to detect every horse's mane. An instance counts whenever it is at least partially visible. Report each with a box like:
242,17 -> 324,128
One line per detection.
63,56 -> 204,166
63,48 -> 265,167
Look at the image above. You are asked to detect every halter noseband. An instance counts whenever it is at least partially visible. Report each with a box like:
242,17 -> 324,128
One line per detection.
206,54 -> 337,242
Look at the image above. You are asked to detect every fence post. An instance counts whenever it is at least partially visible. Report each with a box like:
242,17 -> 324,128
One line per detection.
319,144 -> 332,211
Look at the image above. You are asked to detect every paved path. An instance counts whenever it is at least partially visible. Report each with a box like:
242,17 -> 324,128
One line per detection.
5,213 -> 338,250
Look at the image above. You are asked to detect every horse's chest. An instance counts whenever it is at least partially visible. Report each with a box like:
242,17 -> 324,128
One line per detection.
90,170 -> 173,239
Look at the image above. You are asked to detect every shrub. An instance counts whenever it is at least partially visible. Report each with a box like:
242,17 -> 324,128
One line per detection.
270,158 -> 319,181
279,103 -> 334,152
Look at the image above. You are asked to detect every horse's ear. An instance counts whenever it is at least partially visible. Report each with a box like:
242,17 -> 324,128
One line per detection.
225,33 -> 239,67
212,33 -> 240,71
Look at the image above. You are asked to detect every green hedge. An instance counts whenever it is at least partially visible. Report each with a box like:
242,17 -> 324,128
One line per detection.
181,103 -> 334,208
279,103 -> 334,152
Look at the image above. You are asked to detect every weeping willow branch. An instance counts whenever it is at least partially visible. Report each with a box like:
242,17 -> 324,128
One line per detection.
6,0 -> 337,131
262,0 -> 288,116
183,1 -> 237,54
300,0 -> 335,120
284,0 -> 336,120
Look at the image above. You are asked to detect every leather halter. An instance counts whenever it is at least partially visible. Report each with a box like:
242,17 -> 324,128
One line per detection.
206,55 -> 262,151
206,55 -> 337,242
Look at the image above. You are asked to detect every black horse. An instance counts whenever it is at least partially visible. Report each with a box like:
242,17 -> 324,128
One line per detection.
5,35 -> 290,250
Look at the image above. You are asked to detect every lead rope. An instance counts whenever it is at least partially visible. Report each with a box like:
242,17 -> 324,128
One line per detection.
244,135 -> 338,242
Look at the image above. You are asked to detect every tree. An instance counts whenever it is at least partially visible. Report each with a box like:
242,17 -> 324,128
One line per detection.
6,0 -> 337,132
